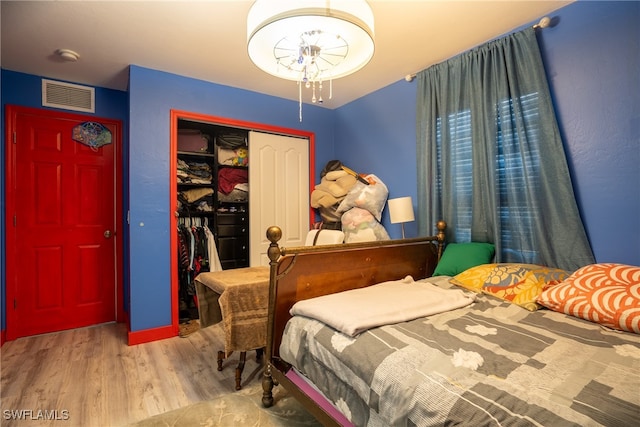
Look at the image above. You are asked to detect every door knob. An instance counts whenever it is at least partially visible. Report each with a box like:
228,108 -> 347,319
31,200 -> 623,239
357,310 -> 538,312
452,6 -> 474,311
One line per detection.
104,230 -> 112,238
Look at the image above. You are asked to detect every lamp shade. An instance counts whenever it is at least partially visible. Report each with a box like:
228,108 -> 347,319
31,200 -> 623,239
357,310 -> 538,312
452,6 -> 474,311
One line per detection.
388,197 -> 415,224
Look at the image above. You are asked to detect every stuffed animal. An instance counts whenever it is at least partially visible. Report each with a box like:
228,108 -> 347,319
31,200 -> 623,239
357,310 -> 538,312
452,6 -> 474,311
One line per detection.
232,147 -> 248,166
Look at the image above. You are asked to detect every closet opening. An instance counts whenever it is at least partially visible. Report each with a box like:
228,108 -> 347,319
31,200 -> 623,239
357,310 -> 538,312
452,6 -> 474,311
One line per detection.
169,110 -> 316,336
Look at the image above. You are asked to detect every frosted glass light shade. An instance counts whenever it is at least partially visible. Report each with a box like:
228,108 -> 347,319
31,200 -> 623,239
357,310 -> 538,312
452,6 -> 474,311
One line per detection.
388,197 -> 415,224
247,0 -> 375,81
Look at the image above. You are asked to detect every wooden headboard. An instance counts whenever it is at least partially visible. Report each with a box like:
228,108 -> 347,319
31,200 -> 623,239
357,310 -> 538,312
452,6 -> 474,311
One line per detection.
264,221 -> 446,365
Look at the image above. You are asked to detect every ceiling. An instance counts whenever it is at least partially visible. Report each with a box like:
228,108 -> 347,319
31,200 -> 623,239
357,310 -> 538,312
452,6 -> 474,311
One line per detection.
1,1 -> 573,109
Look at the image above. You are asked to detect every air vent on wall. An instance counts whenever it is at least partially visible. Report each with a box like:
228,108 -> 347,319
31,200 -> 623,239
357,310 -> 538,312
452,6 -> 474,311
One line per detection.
42,79 -> 95,113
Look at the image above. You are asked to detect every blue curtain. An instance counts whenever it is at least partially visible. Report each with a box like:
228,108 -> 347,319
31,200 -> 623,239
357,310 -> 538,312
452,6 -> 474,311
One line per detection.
416,28 -> 594,271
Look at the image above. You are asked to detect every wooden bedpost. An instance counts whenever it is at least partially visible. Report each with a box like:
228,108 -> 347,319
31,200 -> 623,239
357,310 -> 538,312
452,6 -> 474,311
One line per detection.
262,225 -> 282,408
436,221 -> 447,261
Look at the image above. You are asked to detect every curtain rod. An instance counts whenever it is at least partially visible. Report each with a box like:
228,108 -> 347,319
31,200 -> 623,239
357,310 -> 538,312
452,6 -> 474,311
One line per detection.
404,16 -> 552,83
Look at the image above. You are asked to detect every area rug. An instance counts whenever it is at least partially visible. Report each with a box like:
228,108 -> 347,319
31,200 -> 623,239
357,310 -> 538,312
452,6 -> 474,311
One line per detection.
128,380 -> 322,427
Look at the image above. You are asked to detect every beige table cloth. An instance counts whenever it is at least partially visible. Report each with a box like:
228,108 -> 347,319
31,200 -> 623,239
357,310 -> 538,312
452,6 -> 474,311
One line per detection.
194,266 -> 270,355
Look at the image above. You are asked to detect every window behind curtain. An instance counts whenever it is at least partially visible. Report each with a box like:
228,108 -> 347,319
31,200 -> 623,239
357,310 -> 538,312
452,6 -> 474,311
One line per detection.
436,93 -> 542,263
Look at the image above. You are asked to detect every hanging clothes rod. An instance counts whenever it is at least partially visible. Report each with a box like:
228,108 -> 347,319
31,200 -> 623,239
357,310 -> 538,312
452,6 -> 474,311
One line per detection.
404,16 -> 552,83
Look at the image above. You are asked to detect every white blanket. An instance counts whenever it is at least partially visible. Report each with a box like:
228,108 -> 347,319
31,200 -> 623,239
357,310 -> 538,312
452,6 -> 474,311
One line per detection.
290,276 -> 475,336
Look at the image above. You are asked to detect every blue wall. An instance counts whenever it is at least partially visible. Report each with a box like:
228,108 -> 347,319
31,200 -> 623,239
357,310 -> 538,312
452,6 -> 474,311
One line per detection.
127,66 -> 336,331
333,0 -> 640,264
538,1 -> 639,265
2,0 -> 638,336
334,79 -> 418,238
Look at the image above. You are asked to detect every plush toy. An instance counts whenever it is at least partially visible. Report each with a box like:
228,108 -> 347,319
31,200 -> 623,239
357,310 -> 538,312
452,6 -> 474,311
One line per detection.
232,147 -> 248,166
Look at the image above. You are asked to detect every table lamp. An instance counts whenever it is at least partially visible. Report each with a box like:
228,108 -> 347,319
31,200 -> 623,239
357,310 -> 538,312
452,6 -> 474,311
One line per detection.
388,196 -> 415,239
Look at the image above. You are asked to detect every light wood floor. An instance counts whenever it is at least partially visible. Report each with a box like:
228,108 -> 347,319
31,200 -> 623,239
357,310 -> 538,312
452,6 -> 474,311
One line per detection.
0,322 -> 265,427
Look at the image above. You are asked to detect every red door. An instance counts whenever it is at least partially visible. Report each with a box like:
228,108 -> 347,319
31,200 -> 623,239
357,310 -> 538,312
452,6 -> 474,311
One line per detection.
5,106 -> 122,340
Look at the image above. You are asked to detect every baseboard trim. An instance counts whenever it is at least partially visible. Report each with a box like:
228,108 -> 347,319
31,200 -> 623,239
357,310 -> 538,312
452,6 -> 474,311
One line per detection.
127,324 -> 177,346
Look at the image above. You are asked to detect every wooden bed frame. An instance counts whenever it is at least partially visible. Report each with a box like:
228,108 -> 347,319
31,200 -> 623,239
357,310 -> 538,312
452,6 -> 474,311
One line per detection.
261,221 -> 446,426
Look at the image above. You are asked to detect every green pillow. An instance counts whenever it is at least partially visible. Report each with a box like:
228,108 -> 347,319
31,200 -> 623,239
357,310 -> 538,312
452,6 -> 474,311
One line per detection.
432,242 -> 495,276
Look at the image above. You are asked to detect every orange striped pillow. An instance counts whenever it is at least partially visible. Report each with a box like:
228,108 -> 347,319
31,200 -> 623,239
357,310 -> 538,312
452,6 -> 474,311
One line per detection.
536,263 -> 640,333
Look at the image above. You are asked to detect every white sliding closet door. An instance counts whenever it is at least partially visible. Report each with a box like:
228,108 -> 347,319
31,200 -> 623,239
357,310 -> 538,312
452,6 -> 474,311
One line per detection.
249,131 -> 309,266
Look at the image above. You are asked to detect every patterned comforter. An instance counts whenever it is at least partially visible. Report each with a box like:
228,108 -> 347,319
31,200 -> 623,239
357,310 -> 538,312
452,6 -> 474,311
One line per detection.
279,276 -> 640,426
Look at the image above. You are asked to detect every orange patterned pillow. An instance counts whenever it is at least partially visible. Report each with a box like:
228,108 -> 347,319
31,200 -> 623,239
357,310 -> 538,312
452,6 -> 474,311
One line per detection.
536,263 -> 640,333
452,263 -> 568,311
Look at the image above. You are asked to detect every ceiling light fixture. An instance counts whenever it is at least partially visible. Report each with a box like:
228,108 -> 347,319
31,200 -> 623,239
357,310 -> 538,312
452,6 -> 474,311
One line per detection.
247,0 -> 375,121
55,49 -> 80,62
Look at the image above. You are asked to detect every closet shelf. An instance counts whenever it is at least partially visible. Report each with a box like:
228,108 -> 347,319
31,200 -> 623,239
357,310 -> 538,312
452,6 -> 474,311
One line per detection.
178,150 -> 215,158
177,182 -> 214,187
177,210 -> 215,216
